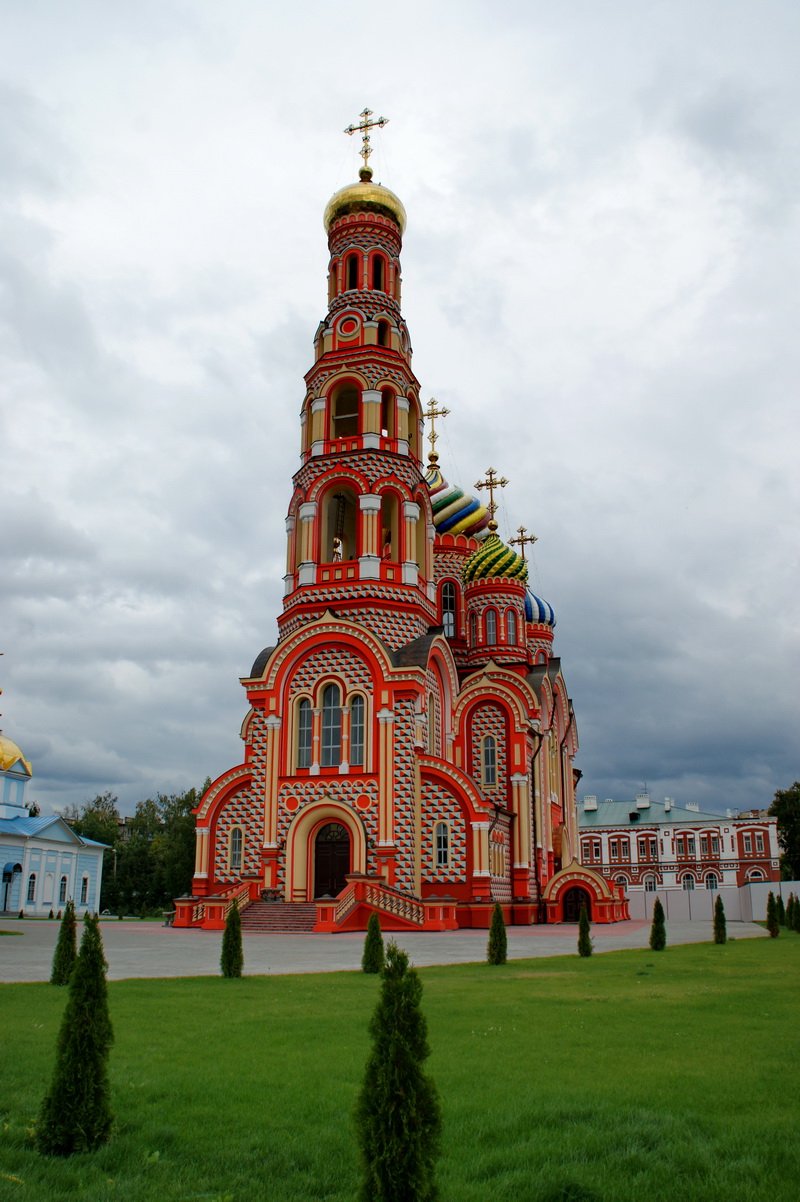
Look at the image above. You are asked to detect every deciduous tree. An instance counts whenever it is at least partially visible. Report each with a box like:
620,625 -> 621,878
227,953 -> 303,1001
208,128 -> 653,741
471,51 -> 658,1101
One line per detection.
769,781 -> 800,878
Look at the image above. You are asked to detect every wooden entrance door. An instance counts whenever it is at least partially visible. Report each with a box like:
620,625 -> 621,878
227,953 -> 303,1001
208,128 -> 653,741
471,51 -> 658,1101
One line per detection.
313,823 -> 350,898
563,886 -> 591,923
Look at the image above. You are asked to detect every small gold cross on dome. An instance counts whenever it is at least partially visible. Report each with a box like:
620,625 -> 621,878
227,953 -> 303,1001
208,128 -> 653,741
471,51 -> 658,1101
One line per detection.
475,467 -> 509,530
509,526 -> 538,560
344,107 -> 389,170
424,397 -> 450,462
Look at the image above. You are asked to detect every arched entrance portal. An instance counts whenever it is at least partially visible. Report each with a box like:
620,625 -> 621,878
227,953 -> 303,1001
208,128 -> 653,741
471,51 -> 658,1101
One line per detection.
314,823 -> 350,898
563,886 -> 591,923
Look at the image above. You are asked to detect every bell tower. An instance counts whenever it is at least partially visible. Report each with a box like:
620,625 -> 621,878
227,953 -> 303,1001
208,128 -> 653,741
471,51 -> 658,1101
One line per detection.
279,111 -> 435,649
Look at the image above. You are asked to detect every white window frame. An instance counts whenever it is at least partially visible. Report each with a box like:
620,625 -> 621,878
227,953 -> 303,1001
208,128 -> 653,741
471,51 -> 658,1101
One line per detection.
435,821 -> 449,869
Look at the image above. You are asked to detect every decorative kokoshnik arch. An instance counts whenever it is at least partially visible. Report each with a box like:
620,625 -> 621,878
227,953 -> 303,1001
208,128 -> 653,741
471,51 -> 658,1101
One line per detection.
284,797 -> 368,903
540,860 -> 629,924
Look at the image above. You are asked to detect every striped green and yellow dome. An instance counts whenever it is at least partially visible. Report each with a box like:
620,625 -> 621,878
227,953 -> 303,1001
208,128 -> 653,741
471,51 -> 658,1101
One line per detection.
463,532 -> 528,584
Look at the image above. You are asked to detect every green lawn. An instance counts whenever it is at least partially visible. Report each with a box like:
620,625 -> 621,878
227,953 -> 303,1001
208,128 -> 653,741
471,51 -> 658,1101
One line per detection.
2,936 -> 799,1201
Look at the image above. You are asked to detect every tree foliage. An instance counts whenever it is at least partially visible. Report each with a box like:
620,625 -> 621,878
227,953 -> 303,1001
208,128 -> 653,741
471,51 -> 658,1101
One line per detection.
50,899 -> 77,985
487,903 -> 508,965
776,894 -> 786,926
786,893 -> 795,929
766,891 -> 779,938
649,898 -> 667,951
37,914 -> 113,1156
362,912 -> 385,973
221,899 -> 244,978
769,781 -> 800,879
577,904 -> 592,957
713,894 -> 727,945
355,942 -> 441,1202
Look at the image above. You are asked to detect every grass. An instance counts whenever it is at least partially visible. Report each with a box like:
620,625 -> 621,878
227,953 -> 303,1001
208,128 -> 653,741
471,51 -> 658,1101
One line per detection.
2,936 -> 799,1201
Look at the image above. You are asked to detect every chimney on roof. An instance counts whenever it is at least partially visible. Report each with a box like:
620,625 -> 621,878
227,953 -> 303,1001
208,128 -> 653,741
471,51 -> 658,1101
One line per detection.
583,795 -> 598,812
664,797 -> 672,812
636,791 -> 650,810
686,802 -> 699,813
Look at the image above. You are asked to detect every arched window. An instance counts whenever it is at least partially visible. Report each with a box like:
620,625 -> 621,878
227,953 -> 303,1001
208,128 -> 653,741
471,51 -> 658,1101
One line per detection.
350,695 -> 365,768
80,876 -> 89,904
485,609 -> 498,644
682,874 -> 695,891
345,253 -> 359,290
372,255 -> 385,291
615,875 -> 628,892
330,383 -> 359,438
705,872 -> 719,890
321,683 -> 342,768
644,875 -> 657,892
59,876 -> 67,905
230,828 -> 243,872
482,735 -> 497,788
297,698 -> 313,768
377,319 -> 390,347
322,485 -> 358,562
435,821 -> 449,868
506,609 -> 517,645
746,868 -> 765,881
26,873 -> 36,903
441,581 -> 457,638
380,388 -> 395,437
469,612 -> 477,646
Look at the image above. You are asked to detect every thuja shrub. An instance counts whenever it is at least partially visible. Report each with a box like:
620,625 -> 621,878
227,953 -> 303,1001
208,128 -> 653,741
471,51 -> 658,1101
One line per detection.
577,904 -> 592,957
221,899 -> 244,977
713,894 -> 727,945
776,894 -> 786,927
487,903 -> 508,965
362,912 -> 385,973
649,898 -> 667,951
37,914 -> 113,1156
355,942 -> 441,1202
50,898 -> 77,985
766,891 -> 779,938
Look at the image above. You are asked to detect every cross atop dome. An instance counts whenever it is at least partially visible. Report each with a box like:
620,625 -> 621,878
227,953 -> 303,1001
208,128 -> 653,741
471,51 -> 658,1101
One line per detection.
344,107 -> 389,174
510,525 -> 538,560
424,397 -> 450,463
475,467 -> 508,531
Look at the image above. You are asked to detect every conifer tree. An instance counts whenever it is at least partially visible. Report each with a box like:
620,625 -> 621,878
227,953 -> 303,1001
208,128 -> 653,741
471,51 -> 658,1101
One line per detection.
37,913 -> 113,1155
649,897 -> 667,951
362,912 -> 385,973
776,894 -> 786,926
50,899 -> 78,985
577,903 -> 592,957
766,891 -> 779,937
355,942 -> 441,1202
487,902 -> 508,965
220,898 -> 244,977
794,896 -> 800,934
787,892 -> 795,929
713,894 -> 727,944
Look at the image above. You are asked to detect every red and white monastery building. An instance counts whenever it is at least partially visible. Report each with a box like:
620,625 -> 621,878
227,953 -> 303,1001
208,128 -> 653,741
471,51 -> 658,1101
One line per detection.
174,128 -> 627,932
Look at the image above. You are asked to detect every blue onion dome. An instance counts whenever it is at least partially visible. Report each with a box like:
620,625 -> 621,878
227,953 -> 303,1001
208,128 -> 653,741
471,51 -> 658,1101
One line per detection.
425,463 -> 491,538
525,588 -> 556,627
463,532 -> 528,584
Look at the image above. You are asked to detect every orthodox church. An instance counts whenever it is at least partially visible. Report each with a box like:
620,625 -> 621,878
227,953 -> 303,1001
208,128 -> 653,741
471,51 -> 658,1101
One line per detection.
174,114 -> 626,932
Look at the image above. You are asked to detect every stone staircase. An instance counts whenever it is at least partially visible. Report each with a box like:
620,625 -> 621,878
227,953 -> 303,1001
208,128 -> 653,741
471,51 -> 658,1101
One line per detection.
239,900 -> 318,934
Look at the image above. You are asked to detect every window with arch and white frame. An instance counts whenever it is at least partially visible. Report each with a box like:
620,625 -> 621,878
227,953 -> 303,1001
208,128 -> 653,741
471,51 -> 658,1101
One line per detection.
80,876 -> 89,905
350,694 -> 366,768
485,608 -> 498,644
59,875 -> 68,905
705,872 -> 719,891
434,821 -> 449,869
481,735 -> 497,788
643,874 -> 657,892
26,873 -> 36,903
321,683 -> 342,768
229,827 -> 244,873
441,580 -> 458,639
682,874 -> 695,891
506,608 -> 517,645
296,697 -> 313,769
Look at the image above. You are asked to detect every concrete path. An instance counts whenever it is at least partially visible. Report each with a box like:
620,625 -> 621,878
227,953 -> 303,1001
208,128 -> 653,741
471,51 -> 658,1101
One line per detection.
0,917 -> 767,983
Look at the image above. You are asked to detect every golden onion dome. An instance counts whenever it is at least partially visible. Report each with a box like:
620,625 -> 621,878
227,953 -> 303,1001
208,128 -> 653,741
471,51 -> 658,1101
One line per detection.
0,734 -> 32,775
324,166 -> 407,234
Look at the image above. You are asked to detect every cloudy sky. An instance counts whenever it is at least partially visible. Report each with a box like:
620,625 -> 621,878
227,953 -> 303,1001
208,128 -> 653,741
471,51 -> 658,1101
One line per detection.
2,1 -> 798,818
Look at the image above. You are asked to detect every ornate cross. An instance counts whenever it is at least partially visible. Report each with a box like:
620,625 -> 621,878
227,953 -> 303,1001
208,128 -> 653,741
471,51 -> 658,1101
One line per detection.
475,467 -> 508,529
424,397 -> 450,462
344,107 -> 389,170
509,525 -> 538,560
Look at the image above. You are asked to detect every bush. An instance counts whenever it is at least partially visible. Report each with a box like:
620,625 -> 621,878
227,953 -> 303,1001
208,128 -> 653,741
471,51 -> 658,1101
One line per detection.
487,903 -> 508,965
362,912 -> 385,973
355,942 -> 441,1202
713,894 -> 727,945
37,914 -> 113,1155
220,899 -> 244,977
50,899 -> 78,985
766,891 -> 779,938
649,898 -> 666,951
577,904 -> 592,957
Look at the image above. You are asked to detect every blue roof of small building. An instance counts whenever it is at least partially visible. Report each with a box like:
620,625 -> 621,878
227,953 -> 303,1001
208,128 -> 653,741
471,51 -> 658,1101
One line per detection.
579,797 -> 730,829
0,813 -> 109,847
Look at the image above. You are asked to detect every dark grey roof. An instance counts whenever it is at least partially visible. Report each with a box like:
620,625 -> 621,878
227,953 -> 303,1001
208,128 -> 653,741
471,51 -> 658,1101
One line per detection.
249,646 -> 276,678
392,629 -> 441,669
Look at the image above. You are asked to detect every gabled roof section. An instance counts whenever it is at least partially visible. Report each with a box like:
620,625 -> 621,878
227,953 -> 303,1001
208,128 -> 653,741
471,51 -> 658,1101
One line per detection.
0,813 -> 109,847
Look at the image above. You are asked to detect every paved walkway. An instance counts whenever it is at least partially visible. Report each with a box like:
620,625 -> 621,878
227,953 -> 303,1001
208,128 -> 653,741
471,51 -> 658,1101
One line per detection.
0,917 -> 767,983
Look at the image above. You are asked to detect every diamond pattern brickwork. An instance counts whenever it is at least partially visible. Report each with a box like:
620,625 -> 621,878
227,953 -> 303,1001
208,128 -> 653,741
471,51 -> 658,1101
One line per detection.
470,704 -> 508,807
420,780 -> 467,883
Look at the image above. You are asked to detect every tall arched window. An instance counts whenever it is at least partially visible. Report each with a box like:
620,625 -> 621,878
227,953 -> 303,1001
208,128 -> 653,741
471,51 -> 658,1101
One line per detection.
482,735 -> 497,787
705,872 -> 719,890
230,828 -> 243,872
26,873 -> 36,903
372,255 -> 385,291
345,253 -> 359,290
469,612 -> 477,646
350,695 -> 365,767
441,581 -> 457,638
377,319 -> 390,347
435,821 -> 449,868
59,876 -> 67,905
330,383 -> 359,438
682,874 -> 695,891
321,683 -> 342,768
297,698 -> 312,768
506,609 -> 517,645
485,609 -> 497,644
80,876 -> 89,904
380,388 -> 395,437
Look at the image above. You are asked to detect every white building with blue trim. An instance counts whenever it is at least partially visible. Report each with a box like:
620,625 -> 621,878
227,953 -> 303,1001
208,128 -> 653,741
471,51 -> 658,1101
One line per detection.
0,734 -> 106,916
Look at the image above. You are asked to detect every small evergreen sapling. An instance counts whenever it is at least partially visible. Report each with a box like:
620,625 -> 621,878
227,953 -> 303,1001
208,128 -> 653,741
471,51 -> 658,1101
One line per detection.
362,912 -> 385,973
766,891 -> 779,938
786,893 -> 795,929
713,894 -> 727,944
794,896 -> 800,934
649,897 -> 667,951
50,898 -> 77,985
776,894 -> 786,926
37,913 -> 113,1155
487,902 -> 508,965
355,942 -> 441,1202
220,898 -> 244,977
577,903 -> 592,957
